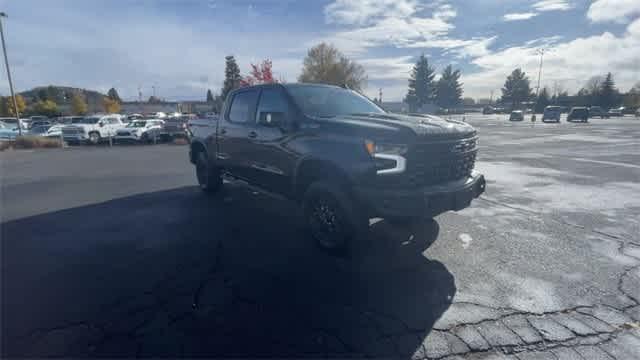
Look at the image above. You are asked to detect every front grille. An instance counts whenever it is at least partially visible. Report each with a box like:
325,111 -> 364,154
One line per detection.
62,127 -> 82,135
117,131 -> 130,136
405,136 -> 477,187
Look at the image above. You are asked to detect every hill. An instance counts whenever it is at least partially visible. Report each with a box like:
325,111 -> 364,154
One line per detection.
19,85 -> 107,106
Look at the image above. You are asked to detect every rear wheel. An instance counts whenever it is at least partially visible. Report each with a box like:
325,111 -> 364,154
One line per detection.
302,180 -> 368,256
195,152 -> 222,193
88,132 -> 100,145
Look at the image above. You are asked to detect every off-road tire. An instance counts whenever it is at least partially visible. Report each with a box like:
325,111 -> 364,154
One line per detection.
302,180 -> 369,257
195,152 -> 222,194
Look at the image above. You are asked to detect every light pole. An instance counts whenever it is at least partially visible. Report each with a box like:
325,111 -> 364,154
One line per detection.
0,12 -> 22,135
532,48 -> 546,121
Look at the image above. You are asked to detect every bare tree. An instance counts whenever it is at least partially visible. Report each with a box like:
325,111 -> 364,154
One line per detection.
298,43 -> 367,91
584,76 -> 604,95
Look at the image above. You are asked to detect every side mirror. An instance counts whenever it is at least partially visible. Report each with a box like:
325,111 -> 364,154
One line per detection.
258,111 -> 285,128
99,122 -> 104,127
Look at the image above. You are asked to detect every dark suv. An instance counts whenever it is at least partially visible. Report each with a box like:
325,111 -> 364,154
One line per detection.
189,83 -> 485,254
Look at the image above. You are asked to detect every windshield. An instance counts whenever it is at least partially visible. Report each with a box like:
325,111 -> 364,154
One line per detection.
75,117 -> 100,124
286,85 -> 384,118
127,121 -> 147,127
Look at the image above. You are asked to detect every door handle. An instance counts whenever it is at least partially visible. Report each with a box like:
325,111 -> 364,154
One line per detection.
248,131 -> 257,138
220,128 -> 227,135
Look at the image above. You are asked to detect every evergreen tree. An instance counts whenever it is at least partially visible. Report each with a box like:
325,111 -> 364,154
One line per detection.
221,55 -> 242,101
500,68 -> 533,109
435,65 -> 463,109
206,89 -> 214,103
107,88 -> 121,102
598,72 -> 618,109
404,54 -> 436,112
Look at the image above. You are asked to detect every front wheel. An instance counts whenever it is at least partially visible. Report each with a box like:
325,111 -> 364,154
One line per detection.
302,180 -> 368,256
195,152 -> 222,194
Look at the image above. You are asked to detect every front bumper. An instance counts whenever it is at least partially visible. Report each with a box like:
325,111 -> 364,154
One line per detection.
115,135 -> 140,142
355,172 -> 486,218
63,134 -> 88,141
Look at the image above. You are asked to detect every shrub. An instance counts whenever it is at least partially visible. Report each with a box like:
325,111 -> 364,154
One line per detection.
1,136 -> 63,151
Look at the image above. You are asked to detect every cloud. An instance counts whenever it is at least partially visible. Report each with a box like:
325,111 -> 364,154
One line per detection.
0,1 -> 306,99
358,56 -> 414,80
503,12 -> 539,21
587,0 -> 640,23
533,0 -> 573,12
502,1 -> 572,23
316,2 -> 458,55
324,0 -> 418,25
461,19 -> 640,97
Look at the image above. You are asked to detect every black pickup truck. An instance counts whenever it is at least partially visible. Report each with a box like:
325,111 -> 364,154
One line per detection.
189,83 -> 485,254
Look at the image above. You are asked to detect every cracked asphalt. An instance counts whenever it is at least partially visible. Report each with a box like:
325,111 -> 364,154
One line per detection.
1,115 -> 639,358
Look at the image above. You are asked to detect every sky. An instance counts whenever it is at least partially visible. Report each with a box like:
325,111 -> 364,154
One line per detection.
0,0 -> 639,102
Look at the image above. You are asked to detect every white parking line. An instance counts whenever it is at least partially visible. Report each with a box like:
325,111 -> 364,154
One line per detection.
570,157 -> 640,170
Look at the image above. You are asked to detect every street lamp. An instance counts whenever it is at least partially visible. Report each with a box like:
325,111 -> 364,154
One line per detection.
0,11 -> 22,135
531,48 -> 547,122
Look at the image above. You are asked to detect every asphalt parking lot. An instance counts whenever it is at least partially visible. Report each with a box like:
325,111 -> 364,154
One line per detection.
1,115 -> 639,358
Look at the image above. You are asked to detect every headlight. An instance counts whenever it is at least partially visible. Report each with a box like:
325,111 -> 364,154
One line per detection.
364,140 -> 407,175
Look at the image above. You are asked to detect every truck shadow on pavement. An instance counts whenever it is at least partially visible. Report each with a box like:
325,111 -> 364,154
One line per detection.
1,184 -> 455,357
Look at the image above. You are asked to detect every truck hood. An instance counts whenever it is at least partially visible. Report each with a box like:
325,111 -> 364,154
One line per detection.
317,113 -> 476,140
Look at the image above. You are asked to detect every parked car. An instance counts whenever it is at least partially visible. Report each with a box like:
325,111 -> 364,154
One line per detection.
0,121 -> 21,140
44,117 -> 82,138
28,125 -> 52,136
509,110 -> 524,121
114,119 -> 165,143
588,106 -> 609,119
62,114 -> 125,144
163,114 -> 196,140
144,112 -> 167,119
30,120 -> 52,128
0,117 -> 28,130
482,106 -> 494,115
27,116 -> 50,129
636,108 -> 640,118
607,108 -> 623,117
126,114 -> 144,122
189,83 -> 486,254
567,107 -> 589,122
542,106 -> 561,122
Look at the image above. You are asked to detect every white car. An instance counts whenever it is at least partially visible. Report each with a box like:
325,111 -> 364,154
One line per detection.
45,116 -> 85,138
0,117 -> 28,130
62,114 -> 125,144
114,119 -> 165,143
144,112 -> 167,119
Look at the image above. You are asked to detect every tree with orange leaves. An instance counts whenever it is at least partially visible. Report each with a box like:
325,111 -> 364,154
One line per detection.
240,59 -> 276,87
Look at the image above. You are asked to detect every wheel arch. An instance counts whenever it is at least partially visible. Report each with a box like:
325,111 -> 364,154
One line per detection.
190,140 -> 208,164
293,158 -> 353,201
